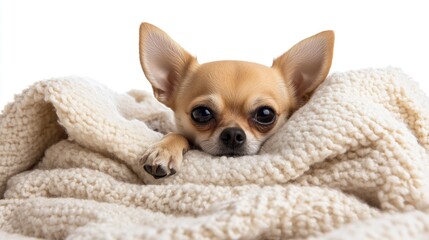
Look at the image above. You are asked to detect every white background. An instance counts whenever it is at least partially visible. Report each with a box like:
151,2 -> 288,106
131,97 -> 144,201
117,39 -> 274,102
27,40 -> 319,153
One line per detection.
1,0 -> 428,110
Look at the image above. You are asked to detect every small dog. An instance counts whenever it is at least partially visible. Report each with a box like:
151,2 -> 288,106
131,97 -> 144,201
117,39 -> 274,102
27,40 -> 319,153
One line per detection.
139,23 -> 334,179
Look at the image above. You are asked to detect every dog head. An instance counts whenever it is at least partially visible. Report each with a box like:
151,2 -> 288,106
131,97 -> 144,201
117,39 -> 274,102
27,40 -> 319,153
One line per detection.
139,23 -> 334,155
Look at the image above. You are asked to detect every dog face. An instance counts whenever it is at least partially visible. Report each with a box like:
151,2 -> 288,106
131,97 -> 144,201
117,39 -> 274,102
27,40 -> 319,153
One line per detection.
172,61 -> 293,155
139,23 -> 334,156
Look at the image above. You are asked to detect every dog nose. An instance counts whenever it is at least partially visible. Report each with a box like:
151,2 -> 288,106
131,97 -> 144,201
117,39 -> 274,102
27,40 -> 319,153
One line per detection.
220,127 -> 246,149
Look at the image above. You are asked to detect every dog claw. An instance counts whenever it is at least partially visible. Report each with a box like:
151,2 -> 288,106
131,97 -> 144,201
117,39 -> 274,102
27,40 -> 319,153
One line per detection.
144,164 -> 168,179
143,165 -> 153,175
154,166 -> 167,178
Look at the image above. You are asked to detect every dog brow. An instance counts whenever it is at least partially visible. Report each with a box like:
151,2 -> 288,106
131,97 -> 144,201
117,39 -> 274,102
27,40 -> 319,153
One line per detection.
191,95 -> 222,112
251,97 -> 277,108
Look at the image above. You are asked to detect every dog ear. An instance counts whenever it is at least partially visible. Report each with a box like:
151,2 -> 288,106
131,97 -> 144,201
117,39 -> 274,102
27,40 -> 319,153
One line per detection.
139,23 -> 197,108
272,31 -> 334,103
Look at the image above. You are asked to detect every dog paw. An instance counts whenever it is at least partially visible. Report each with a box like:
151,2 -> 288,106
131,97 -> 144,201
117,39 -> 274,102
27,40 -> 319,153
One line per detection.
139,143 -> 183,179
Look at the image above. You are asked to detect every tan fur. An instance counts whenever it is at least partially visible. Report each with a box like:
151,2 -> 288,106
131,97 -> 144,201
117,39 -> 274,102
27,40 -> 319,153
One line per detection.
138,22 -> 334,179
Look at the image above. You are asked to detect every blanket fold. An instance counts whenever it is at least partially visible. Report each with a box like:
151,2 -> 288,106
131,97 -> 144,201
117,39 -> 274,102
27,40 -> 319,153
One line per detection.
1,68 -> 429,239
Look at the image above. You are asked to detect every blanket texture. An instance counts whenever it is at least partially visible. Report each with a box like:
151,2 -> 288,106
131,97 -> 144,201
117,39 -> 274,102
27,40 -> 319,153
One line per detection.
1,67 -> 429,239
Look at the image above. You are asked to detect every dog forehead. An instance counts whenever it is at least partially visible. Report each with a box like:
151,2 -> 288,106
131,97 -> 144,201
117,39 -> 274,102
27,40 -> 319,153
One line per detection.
182,61 -> 287,111
198,60 -> 273,78
190,61 -> 282,92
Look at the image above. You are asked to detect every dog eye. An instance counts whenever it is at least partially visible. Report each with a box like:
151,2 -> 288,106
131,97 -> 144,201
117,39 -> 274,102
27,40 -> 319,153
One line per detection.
191,106 -> 214,124
253,107 -> 276,125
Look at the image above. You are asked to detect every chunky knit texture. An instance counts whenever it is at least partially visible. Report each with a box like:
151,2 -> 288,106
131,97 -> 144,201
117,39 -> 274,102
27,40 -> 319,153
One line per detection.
0,68 -> 429,239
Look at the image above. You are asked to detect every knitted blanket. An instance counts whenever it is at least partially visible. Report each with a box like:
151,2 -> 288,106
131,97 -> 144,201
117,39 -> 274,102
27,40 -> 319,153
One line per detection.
1,68 -> 429,239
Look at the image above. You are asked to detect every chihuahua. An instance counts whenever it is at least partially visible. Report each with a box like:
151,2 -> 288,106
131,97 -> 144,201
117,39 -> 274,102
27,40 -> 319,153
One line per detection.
138,23 -> 334,179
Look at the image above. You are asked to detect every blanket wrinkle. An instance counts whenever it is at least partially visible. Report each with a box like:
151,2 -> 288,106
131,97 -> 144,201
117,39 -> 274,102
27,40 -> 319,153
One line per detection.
1,68 -> 429,239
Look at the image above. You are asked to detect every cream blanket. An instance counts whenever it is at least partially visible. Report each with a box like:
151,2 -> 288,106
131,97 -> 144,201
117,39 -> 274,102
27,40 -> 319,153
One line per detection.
1,68 -> 429,239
